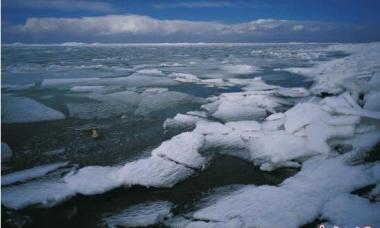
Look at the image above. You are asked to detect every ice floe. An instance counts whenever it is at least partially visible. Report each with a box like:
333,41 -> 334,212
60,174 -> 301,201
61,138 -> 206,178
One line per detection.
2,96 -> 65,123
220,64 -> 260,75
2,162 -> 70,186
104,201 -> 173,227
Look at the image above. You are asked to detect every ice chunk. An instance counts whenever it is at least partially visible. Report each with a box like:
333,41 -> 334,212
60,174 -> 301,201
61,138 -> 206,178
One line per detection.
364,91 -> 380,111
116,157 -> 194,188
152,132 -> 206,169
275,87 -> 310,98
1,143 -> 13,160
194,121 -> 232,135
134,91 -> 203,116
103,201 -> 173,228
184,155 -> 377,227
169,72 -> 200,83
212,101 -> 267,121
2,161 -> 69,186
265,112 -> 285,121
163,113 -> 204,129
225,121 -> 261,132
2,96 -> 65,123
321,194 -> 380,227
261,118 -> 284,131
240,77 -> 279,91
247,130 -> 308,170
63,166 -> 120,195
221,64 -> 260,74
136,69 -> 164,75
2,178 -> 74,210
40,78 -> 101,88
70,86 -> 104,92
284,102 -> 330,133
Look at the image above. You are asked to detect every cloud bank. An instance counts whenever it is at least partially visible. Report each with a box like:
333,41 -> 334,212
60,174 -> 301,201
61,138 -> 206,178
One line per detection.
4,14 -> 379,43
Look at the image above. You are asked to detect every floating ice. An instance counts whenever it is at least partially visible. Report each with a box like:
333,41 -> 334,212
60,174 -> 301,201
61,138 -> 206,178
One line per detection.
182,155 -> 378,227
321,194 -> 380,227
1,143 -> 13,160
364,91 -> 380,111
2,178 -> 74,210
63,166 -> 120,195
163,113 -> 204,129
104,201 -> 173,228
169,72 -> 200,83
275,87 -> 310,98
212,101 -> 267,121
2,96 -> 65,123
2,161 -> 69,186
225,121 -> 261,132
152,132 -> 206,169
221,64 -> 260,74
136,68 -> 164,75
70,86 -> 104,92
116,156 -> 194,188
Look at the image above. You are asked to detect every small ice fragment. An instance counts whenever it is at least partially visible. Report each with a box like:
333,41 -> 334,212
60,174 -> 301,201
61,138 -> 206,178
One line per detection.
1,143 -> 13,161
2,161 -> 70,186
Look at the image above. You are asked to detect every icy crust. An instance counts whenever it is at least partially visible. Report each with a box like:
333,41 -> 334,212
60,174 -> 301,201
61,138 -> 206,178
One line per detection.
321,194 -> 380,228
103,201 -> 173,227
2,162 -> 70,186
178,154 -> 379,228
2,96 -> 65,123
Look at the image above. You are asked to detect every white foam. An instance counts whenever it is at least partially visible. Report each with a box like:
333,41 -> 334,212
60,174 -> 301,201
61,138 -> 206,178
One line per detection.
2,162 -> 69,186
2,96 -> 65,123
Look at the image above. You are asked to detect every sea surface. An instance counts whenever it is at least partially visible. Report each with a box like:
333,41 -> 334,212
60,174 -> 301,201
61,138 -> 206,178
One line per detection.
1,43 -> 348,227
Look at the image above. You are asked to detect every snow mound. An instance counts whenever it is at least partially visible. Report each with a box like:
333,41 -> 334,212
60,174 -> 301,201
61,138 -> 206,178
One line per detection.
2,96 -> 65,123
163,113 -> 205,130
104,201 -> 173,227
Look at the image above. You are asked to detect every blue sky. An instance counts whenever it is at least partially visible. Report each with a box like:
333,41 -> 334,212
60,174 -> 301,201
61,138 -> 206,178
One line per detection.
2,0 -> 380,43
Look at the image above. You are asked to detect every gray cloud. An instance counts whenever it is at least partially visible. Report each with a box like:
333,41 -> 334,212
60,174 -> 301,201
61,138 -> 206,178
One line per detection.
153,1 -> 234,9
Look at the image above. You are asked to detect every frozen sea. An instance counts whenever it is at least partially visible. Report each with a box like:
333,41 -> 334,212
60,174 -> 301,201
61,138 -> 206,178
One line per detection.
2,43 -> 379,228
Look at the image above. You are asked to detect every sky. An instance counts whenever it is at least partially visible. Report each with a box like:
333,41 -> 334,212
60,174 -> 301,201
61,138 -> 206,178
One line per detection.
2,0 -> 380,43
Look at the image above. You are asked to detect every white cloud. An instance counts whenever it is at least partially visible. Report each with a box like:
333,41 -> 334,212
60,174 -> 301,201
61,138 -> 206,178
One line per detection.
293,25 -> 305,31
5,0 -> 114,12
6,14 -> 349,43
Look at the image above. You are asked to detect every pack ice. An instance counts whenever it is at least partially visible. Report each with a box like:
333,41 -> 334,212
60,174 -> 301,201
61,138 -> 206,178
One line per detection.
2,43 -> 380,228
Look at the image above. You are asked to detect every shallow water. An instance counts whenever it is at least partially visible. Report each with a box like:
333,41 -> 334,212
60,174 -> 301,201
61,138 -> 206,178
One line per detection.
1,43 -> 346,227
